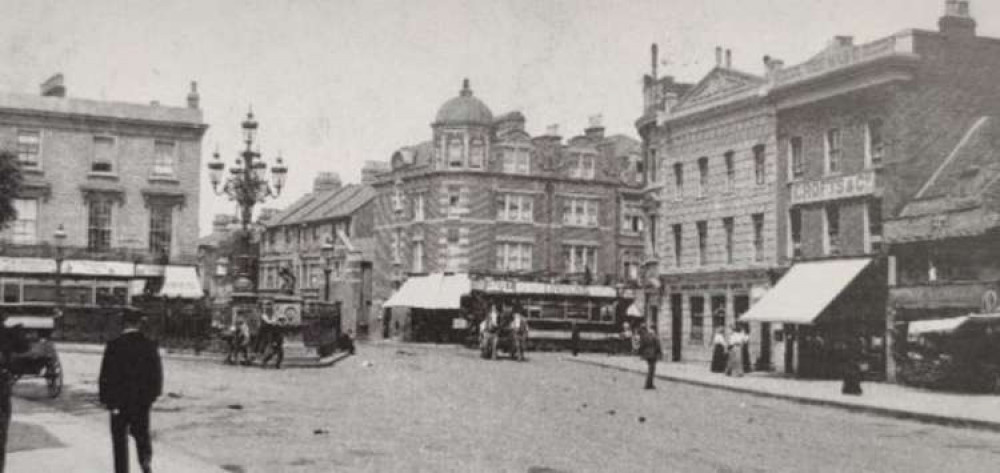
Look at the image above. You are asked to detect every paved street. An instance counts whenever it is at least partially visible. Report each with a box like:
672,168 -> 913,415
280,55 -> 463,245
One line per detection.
11,343 -> 1000,473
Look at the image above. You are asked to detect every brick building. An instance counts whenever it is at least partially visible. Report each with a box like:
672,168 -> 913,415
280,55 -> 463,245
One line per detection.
259,173 -> 376,336
637,46 -> 781,364
373,80 -> 643,341
742,0 -> 1000,378
0,75 -> 206,339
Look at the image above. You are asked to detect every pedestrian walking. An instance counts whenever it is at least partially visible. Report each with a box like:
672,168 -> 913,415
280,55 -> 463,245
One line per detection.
339,329 -> 356,355
725,326 -> 745,377
637,324 -> 663,390
710,328 -> 727,373
1,313 -> 30,473
99,310 -> 163,473
570,321 -> 581,357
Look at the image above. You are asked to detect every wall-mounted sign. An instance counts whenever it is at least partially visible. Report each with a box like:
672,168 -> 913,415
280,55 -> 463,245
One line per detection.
0,257 -> 56,274
471,279 -> 620,298
790,170 -> 876,205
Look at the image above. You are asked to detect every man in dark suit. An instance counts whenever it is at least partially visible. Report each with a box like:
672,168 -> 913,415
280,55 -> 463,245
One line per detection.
99,310 -> 163,473
637,323 -> 663,390
1,313 -> 30,473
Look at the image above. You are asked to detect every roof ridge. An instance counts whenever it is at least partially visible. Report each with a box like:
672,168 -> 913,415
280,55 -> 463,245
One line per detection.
915,116 -> 991,199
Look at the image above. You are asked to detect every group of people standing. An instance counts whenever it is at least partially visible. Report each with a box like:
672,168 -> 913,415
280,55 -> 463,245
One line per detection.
225,305 -> 285,369
711,325 -> 752,377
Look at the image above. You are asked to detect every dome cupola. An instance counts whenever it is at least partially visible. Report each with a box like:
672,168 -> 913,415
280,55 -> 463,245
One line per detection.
434,79 -> 493,127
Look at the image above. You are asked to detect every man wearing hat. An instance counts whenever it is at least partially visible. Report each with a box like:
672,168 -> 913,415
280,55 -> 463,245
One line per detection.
99,310 -> 163,473
1,313 -> 29,472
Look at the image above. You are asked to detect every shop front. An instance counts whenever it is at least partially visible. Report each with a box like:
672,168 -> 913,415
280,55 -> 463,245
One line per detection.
383,273 -> 470,343
0,256 -> 205,342
660,269 -> 774,365
742,257 -> 887,379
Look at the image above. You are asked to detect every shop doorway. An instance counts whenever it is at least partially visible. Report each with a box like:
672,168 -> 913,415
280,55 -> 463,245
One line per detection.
670,294 -> 682,361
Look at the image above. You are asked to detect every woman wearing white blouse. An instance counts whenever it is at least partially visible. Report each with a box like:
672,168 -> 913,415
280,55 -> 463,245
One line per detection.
726,327 -> 745,377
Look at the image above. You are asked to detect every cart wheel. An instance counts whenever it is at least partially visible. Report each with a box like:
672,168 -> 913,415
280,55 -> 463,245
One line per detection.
45,358 -> 63,398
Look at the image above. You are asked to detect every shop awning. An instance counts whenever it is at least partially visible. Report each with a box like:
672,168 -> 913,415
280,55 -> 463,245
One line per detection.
908,313 -> 1000,336
384,273 -> 470,310
158,266 -> 203,299
741,258 -> 873,325
908,316 -> 969,336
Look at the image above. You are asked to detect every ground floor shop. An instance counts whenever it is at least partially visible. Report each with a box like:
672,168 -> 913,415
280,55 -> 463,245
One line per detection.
656,269 -> 776,366
0,256 -> 203,342
743,257 -> 887,379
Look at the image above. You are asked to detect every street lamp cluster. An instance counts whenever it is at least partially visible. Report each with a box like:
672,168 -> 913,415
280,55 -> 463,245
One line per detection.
207,109 -> 289,289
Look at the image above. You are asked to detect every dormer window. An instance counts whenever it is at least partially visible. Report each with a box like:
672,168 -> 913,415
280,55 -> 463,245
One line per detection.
447,136 -> 464,168
469,138 -> 485,168
570,153 -> 596,179
503,148 -> 530,174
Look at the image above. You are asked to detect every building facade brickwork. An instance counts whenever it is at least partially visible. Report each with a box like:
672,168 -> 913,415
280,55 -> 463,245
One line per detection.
259,175 -> 377,336
373,81 -> 642,340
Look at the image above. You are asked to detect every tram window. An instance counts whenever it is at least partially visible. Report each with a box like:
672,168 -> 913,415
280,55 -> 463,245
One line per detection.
527,306 -> 542,318
23,284 -> 56,303
3,282 -> 20,303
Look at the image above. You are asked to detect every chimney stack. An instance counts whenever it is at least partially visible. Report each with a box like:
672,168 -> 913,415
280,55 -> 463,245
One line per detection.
725,49 -> 732,69
715,47 -> 723,67
40,74 -> 66,98
651,43 -> 659,79
585,114 -> 605,140
187,81 -> 200,109
940,0 -> 976,38
313,172 -> 342,193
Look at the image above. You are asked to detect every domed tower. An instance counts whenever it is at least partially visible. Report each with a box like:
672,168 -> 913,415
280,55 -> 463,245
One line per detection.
432,79 -> 493,170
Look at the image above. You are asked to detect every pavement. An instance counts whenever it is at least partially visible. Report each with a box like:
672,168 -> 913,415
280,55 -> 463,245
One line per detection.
8,397 -> 226,472
568,353 -> 1000,432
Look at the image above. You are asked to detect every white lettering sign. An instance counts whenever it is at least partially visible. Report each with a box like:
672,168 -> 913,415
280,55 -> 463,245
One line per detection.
790,170 -> 875,205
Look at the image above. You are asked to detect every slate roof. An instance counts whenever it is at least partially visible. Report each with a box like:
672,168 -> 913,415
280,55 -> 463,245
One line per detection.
266,184 -> 376,227
0,90 -> 204,126
885,116 -> 1000,242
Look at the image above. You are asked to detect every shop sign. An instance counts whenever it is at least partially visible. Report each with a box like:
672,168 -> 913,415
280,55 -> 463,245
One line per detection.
790,170 -> 875,205
474,279 -> 614,298
62,260 -> 135,277
0,257 -> 56,274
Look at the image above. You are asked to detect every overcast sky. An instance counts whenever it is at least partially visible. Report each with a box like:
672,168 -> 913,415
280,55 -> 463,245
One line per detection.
1,0 -> 997,235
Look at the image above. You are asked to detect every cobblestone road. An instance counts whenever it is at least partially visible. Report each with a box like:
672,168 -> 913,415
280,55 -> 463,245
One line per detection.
19,343 -> 1000,473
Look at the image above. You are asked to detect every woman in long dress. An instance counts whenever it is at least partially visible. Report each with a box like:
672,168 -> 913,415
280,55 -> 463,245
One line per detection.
726,327 -> 745,377
710,328 -> 728,373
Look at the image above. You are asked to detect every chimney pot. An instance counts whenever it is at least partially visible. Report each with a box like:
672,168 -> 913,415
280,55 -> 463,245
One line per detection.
715,47 -> 723,67
725,49 -> 732,69
187,80 -> 200,109
40,74 -> 66,98
651,43 -> 659,79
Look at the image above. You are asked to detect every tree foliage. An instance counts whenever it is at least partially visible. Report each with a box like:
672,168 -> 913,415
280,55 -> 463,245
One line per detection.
0,150 -> 23,230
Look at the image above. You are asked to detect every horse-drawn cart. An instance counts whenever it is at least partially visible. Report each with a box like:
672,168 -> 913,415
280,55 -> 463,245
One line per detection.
5,316 -> 63,398
479,313 -> 528,361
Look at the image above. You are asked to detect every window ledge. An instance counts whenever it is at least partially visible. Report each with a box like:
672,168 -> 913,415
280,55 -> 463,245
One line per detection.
148,174 -> 179,184
20,167 -> 44,176
88,172 -> 119,181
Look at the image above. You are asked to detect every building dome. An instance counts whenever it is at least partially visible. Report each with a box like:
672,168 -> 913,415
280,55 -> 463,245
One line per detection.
434,79 -> 493,126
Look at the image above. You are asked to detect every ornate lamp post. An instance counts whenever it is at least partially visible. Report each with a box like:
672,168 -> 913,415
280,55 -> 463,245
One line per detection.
207,109 -> 288,291
321,236 -> 335,302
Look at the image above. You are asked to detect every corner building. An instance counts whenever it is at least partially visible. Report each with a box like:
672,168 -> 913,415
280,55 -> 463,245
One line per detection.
637,48 -> 782,365
373,80 -> 643,341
